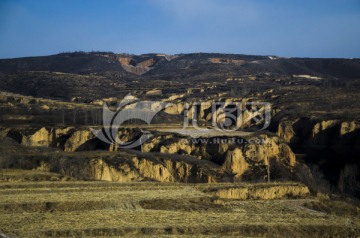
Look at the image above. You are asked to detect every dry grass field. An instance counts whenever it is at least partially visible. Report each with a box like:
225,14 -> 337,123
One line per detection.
0,170 -> 359,237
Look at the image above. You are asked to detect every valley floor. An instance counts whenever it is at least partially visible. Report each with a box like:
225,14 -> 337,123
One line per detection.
0,172 -> 359,238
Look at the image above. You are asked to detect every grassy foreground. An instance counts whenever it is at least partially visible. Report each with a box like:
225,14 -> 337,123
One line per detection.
0,170 -> 359,237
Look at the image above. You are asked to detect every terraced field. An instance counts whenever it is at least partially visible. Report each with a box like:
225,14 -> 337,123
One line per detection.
0,177 -> 359,237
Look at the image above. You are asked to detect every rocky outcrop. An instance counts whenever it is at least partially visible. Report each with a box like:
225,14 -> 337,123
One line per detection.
143,134 -> 297,181
4,127 -> 98,152
118,56 -> 136,66
276,118 -> 360,196
64,129 -> 94,152
141,134 -> 173,153
133,157 -> 173,181
222,148 -> 249,178
340,121 -> 358,135
3,126 -> 298,182
121,64 -> 151,75
277,118 -> 360,145
163,159 -> 216,183
21,127 -> 52,147
118,56 -> 156,75
311,120 -> 339,137
80,157 -> 173,182
277,120 -> 296,143
243,135 -> 296,167
164,102 -> 184,115
214,183 -> 310,200
36,151 -> 221,183
309,120 -> 339,148
160,138 -> 195,155
165,94 -> 185,102
138,58 -> 156,68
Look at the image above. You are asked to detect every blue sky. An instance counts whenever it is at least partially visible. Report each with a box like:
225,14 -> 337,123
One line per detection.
0,0 -> 359,58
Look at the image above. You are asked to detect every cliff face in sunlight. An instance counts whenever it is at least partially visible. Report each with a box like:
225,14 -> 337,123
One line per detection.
1,126 -> 298,183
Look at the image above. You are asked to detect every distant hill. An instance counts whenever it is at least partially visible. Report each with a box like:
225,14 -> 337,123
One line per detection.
0,52 -> 129,75
1,52 -> 359,78
0,52 -> 359,100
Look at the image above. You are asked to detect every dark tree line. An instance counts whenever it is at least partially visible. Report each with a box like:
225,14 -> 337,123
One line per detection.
60,108 -> 103,126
